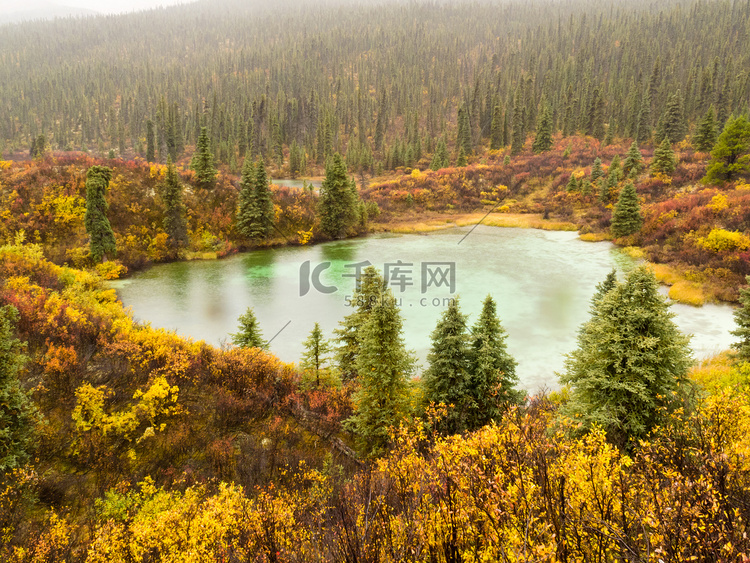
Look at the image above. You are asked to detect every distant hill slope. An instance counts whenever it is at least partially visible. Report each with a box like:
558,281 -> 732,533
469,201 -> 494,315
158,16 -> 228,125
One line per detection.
0,0 -> 98,23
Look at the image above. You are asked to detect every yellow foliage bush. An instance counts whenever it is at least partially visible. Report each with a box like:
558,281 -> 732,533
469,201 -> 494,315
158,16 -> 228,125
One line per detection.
697,228 -> 750,253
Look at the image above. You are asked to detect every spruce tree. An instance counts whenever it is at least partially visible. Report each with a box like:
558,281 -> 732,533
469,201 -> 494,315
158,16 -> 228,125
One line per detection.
587,87 -> 605,140
84,165 -> 116,263
334,266 -> 386,381
655,90 -> 687,145
252,159 -> 275,239
0,305 -> 38,472
731,276 -> 750,361
703,115 -> 750,184
490,104 -> 503,150
430,137 -> 449,170
347,289 -> 414,457
422,299 -> 472,434
610,182 -> 643,237
591,158 -> 604,182
591,269 -> 618,306
532,105 -> 553,153
230,308 -> 267,349
162,157 -> 188,253
651,138 -> 677,176
636,90 -> 652,144
457,103 -> 472,156
319,153 -> 358,239
190,126 -> 217,190
467,295 -> 521,429
236,158 -> 258,240
560,267 -> 692,448
456,145 -> 467,167
301,322 -> 331,387
693,107 -> 718,153
622,141 -> 644,178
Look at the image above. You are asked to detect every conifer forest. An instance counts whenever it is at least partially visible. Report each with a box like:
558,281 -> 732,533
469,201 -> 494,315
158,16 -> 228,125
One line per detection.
2,0 -> 750,560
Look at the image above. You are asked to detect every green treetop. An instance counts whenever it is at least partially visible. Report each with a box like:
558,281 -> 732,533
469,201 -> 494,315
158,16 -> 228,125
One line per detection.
318,152 -> 358,239
651,138 -> 677,176
560,267 -> 692,448
301,322 -> 332,387
421,298 -> 472,434
532,105 -> 553,154
703,114 -> 750,184
162,158 -> 188,253
731,276 -> 750,361
622,141 -> 644,178
693,107 -> 718,153
467,295 -> 522,429
610,182 -> 643,238
347,289 -> 414,457
430,137 -> 449,170
190,126 -> 217,190
230,308 -> 267,349
84,165 -> 116,263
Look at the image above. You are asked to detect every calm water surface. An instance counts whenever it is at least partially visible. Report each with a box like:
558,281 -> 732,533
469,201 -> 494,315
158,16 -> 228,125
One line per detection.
112,225 -> 737,392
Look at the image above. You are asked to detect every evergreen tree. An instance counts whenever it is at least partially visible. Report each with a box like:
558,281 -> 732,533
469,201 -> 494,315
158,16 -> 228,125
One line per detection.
289,140 -> 305,178
467,295 -> 521,429
586,87 -> 605,140
532,105 -> 553,153
610,182 -> 643,237
636,90 -> 652,144
162,157 -> 188,253
703,115 -> 750,184
347,288 -> 414,457
190,126 -> 217,190
253,159 -> 275,239
422,299 -> 472,434
301,322 -> 331,387
318,152 -> 358,239
0,305 -> 38,472
457,103 -> 472,156
591,157 -> 604,182
651,138 -> 677,176
490,104 -> 503,150
230,308 -> 267,349
456,145 -> 467,167
732,276 -> 750,361
236,158 -> 258,240
655,90 -> 687,145
591,269 -> 618,306
566,174 -> 579,192
693,107 -> 718,152
84,165 -> 116,263
430,137 -> 449,170
622,141 -> 644,178
335,266 -> 386,381
560,267 -> 692,448
511,102 -> 524,155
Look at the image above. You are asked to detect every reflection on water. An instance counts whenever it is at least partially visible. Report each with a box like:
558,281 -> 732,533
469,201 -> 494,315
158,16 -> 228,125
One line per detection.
113,225 -> 738,392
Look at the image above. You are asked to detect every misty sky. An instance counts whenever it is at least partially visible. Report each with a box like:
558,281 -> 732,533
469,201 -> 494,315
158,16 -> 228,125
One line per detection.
1,0 -> 191,15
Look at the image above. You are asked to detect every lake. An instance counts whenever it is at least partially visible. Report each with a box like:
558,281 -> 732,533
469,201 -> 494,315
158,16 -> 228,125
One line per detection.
111,225 -> 737,392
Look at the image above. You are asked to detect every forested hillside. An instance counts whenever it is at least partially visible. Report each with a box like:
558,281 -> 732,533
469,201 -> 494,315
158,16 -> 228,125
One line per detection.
2,0 -> 750,174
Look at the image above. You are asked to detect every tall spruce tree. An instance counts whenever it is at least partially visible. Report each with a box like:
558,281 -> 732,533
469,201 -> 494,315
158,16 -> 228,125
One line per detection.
467,295 -> 521,429
335,266 -> 386,381
301,322 -> 331,387
693,107 -> 718,152
190,126 -> 217,190
490,104 -> 503,150
319,152 -> 358,239
162,157 -> 188,253
84,165 -> 116,263
0,305 -> 38,472
636,90 -> 652,144
532,105 -> 553,153
421,298 -> 472,434
146,119 -> 156,162
560,267 -> 692,448
457,103 -> 472,156
346,288 -> 414,457
610,182 -> 643,237
252,159 -> 275,239
430,137 -> 449,170
651,138 -> 677,176
703,115 -> 750,184
591,157 -> 604,182
236,158 -> 258,240
655,90 -> 687,145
